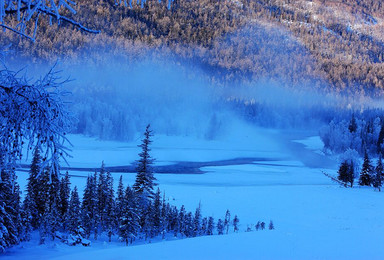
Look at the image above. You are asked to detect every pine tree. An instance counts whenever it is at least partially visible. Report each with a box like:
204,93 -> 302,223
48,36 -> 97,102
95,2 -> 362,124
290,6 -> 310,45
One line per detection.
373,156 -> 384,191
260,222 -> 266,230
150,188 -> 162,238
217,219 -> 224,235
0,167 -> 20,252
207,217 -> 214,235
338,161 -> 350,186
359,152 -> 373,186
193,203 -> 202,237
178,205 -> 186,237
116,175 -> 125,222
349,114 -> 357,133
39,167 -> 61,243
25,147 -> 42,228
184,212 -> 193,237
337,160 -> 354,187
105,171 -> 116,242
377,124 -> 384,154
255,221 -> 260,231
58,171 -> 71,231
118,186 -> 140,245
133,124 -> 157,203
201,217 -> 208,235
160,194 -> 170,239
96,162 -> 107,235
233,215 -> 239,232
68,187 -> 82,236
224,209 -> 231,234
269,220 -> 275,230
81,174 -> 98,239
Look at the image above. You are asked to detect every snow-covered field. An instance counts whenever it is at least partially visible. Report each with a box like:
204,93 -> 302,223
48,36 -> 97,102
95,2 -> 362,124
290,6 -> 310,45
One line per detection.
5,126 -> 384,259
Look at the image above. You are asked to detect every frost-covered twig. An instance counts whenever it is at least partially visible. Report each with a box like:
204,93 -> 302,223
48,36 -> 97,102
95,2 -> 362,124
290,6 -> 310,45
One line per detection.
1,0 -> 99,40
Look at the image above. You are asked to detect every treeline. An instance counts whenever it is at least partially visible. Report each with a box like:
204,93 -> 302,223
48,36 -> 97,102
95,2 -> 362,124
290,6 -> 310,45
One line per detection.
336,151 -> 383,190
3,0 -> 384,90
320,111 -> 384,156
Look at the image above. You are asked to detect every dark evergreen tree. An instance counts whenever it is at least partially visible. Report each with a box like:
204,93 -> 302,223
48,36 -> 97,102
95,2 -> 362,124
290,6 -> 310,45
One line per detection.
105,171 -> 116,242
269,220 -> 275,230
81,173 -> 98,239
255,221 -> 260,231
373,156 -> 384,191
160,193 -> 169,239
184,212 -> 194,237
133,124 -> 157,203
224,209 -> 231,234
201,217 -> 208,235
377,124 -> 384,154
25,147 -> 42,228
233,215 -> 239,232
178,205 -> 186,237
150,188 -> 162,238
359,152 -> 374,186
68,187 -> 82,236
207,217 -> 214,235
58,171 -> 71,231
349,114 -> 357,133
96,162 -> 107,235
260,222 -> 266,230
0,167 -> 20,252
116,175 -> 125,222
118,186 -> 140,245
338,160 -> 354,187
338,161 -> 350,186
217,219 -> 224,235
193,203 -> 202,237
39,167 -> 61,243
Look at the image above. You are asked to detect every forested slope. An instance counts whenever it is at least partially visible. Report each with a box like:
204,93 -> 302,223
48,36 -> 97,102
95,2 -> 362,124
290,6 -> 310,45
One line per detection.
3,0 -> 384,91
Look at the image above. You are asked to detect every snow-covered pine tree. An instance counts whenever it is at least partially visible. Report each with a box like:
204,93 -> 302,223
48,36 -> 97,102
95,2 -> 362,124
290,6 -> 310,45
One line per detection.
133,124 -> 157,203
201,217 -> 208,235
192,203 -> 202,237
58,172 -> 71,232
39,167 -> 61,243
224,209 -> 231,234
359,152 -> 374,186
118,185 -> 140,245
24,147 -> 42,229
116,175 -> 125,222
68,187 -> 82,236
178,205 -> 186,237
150,188 -> 162,238
96,162 -> 107,235
19,200 -> 33,242
217,219 -> 224,235
168,206 -> 179,237
0,166 -> 20,252
105,171 -> 116,242
233,215 -> 239,232
207,217 -> 215,235
81,174 -> 98,239
373,155 -> 384,191
184,212 -> 193,237
160,194 -> 170,239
